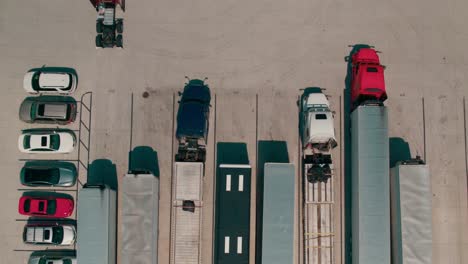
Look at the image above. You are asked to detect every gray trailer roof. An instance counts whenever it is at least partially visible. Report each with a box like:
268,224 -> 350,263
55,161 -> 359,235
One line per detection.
121,174 -> 159,264
391,163 -> 432,264
261,163 -> 295,264
77,186 -> 116,264
351,105 -> 390,264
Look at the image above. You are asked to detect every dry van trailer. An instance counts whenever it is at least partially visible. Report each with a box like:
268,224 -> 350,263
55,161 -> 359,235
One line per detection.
77,184 -> 117,264
261,163 -> 295,264
170,162 -> 204,264
390,159 -> 432,264
351,105 -> 390,264
214,164 -> 251,264
121,173 -> 159,264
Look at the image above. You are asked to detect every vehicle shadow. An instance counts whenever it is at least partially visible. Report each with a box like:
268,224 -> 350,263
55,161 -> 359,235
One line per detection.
255,140 -> 289,264
29,249 -> 76,258
389,137 -> 412,168
128,146 -> 159,176
87,159 -> 118,190
21,191 -> 74,200
343,44 -> 373,264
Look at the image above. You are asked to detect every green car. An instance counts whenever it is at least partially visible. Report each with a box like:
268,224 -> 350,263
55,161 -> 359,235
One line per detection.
20,161 -> 77,187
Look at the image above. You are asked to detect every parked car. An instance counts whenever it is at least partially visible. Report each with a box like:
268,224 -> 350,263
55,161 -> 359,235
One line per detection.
19,96 -> 77,125
23,67 -> 78,94
23,223 -> 76,245
18,130 -> 76,153
20,161 -> 77,187
18,195 -> 74,218
28,253 -> 76,264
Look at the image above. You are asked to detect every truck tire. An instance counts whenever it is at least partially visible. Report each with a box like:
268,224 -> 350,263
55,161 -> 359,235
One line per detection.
96,21 -> 103,33
95,35 -> 103,48
116,35 -> 123,48
116,19 -> 124,34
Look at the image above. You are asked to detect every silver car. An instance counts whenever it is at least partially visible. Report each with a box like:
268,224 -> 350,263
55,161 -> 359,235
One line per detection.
19,96 -> 77,125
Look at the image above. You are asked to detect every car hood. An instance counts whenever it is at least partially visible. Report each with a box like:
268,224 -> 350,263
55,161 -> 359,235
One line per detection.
27,256 -> 41,264
55,198 -> 74,217
23,72 -> 36,93
57,132 -> 75,152
19,100 -> 34,122
61,225 -> 76,245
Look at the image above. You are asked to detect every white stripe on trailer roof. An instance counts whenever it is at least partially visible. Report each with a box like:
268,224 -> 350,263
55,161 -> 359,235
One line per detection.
226,175 -> 231,191
219,164 -> 251,168
239,175 -> 244,192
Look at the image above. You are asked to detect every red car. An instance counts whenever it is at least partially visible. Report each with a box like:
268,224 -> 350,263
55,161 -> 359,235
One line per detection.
350,48 -> 387,110
18,195 -> 74,218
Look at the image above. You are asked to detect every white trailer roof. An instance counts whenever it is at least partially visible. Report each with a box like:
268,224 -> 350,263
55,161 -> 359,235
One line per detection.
174,162 -> 203,201
390,163 -> 432,264
121,174 -> 159,264
172,205 -> 202,264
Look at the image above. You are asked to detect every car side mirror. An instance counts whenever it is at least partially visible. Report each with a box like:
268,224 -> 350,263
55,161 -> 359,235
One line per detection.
344,56 -> 349,62
178,91 -> 182,96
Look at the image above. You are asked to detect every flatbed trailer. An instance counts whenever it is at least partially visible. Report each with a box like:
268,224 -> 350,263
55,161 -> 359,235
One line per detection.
170,162 -> 204,264
303,162 -> 335,264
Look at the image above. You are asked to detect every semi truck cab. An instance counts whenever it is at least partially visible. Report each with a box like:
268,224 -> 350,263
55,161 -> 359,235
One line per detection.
176,78 -> 211,162
350,48 -> 387,110
300,87 -> 337,183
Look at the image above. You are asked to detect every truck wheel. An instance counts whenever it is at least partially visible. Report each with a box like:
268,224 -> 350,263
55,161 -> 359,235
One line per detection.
116,19 -> 124,33
95,35 -> 103,48
96,21 -> 103,33
198,151 -> 206,163
116,35 -> 123,48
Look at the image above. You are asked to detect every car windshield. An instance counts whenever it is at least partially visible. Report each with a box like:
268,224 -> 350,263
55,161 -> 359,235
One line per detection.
25,168 -> 60,184
44,229 -> 51,240
63,260 -> 72,264
46,200 -> 56,214
52,226 -> 64,243
315,114 -> 327,120
32,72 -> 41,91
23,135 -> 31,149
38,259 -> 47,264
50,135 -> 60,150
37,104 -> 45,116
24,199 -> 31,212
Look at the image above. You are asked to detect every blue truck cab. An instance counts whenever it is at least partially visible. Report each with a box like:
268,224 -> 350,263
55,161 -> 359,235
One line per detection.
175,78 -> 211,162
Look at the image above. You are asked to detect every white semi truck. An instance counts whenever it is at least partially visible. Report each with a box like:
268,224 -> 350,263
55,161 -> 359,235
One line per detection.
299,87 -> 337,264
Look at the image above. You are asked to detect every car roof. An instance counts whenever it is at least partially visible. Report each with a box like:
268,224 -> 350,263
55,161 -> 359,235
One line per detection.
39,72 -> 70,88
29,134 -> 50,149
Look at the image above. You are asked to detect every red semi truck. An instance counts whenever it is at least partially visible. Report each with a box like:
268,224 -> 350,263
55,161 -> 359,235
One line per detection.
349,47 -> 387,110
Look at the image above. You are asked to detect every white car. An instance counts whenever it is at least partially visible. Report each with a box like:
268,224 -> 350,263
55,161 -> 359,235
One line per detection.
23,224 -> 76,245
28,255 -> 77,264
23,67 -> 78,94
18,130 -> 76,153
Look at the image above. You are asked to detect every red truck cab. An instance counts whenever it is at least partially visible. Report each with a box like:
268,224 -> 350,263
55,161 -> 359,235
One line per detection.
350,48 -> 387,110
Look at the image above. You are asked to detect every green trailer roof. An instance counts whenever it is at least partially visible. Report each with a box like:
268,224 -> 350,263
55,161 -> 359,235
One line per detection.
214,164 -> 251,264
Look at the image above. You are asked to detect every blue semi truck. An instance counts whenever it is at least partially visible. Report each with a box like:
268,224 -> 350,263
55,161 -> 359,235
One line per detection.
175,78 -> 211,162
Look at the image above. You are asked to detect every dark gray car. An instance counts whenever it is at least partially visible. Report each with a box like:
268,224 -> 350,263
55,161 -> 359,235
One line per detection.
19,96 -> 77,125
20,161 -> 77,187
